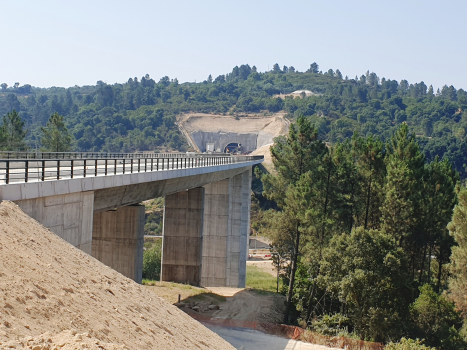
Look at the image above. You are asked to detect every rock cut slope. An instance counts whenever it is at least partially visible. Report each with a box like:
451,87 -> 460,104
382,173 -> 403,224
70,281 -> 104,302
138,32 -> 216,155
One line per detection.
0,201 -> 234,349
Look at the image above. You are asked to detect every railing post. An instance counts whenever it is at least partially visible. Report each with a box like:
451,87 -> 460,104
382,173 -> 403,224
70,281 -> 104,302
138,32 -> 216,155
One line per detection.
145,158 -> 147,172
84,160 -> 86,177
5,161 -> 9,184
95,159 -> 98,177
114,159 -> 117,175
57,160 -> 60,180
131,159 -> 134,173
151,158 -> 153,171
123,159 -> 125,174
25,160 -> 29,183
42,160 -> 45,181
105,159 -> 108,175
71,159 -> 74,178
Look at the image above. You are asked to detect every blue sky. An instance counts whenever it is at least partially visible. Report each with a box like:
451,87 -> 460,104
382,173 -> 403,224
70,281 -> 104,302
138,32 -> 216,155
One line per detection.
1,0 -> 465,90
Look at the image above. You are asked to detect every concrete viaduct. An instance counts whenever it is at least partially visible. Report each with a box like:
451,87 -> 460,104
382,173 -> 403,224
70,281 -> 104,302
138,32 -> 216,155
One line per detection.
0,152 -> 263,287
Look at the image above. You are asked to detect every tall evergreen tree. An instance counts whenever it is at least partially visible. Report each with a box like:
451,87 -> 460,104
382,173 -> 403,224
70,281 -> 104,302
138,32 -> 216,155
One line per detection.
381,123 -> 425,248
0,109 -> 27,151
260,116 -> 327,323
41,113 -> 72,152
447,186 -> 467,318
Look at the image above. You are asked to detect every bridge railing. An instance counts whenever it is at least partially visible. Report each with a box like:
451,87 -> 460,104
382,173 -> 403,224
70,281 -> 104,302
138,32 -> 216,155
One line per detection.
0,154 -> 263,185
0,151 -> 231,160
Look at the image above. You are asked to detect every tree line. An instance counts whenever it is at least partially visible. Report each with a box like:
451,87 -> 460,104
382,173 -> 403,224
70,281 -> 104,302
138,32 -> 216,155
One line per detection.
0,110 -> 71,152
257,117 -> 467,348
1,63 -> 466,175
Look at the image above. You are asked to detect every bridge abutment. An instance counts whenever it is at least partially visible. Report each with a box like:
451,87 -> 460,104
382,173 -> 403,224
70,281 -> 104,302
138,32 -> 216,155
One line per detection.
91,205 -> 145,283
15,191 -> 95,254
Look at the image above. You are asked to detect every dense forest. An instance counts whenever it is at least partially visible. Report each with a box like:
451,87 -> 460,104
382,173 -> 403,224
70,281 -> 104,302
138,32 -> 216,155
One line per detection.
1,63 -> 467,177
257,119 -> 467,349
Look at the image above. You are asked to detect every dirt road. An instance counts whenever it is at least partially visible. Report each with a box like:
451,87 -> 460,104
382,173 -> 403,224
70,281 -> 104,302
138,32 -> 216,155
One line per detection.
204,325 -> 341,350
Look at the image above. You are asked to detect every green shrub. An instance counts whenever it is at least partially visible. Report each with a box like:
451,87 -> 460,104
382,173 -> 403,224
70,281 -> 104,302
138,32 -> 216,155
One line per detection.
312,313 -> 350,336
410,284 -> 465,349
385,338 -> 435,350
142,239 -> 162,281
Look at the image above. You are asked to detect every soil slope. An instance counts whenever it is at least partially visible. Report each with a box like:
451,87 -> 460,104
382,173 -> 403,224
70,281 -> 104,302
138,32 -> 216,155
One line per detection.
0,201 -> 234,350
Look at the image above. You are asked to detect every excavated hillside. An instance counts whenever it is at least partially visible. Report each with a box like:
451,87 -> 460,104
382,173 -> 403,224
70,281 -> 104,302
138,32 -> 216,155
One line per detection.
178,113 -> 289,153
0,201 -> 234,350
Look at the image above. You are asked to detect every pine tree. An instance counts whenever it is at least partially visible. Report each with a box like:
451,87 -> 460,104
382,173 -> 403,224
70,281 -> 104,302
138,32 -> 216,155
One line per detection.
0,109 -> 27,151
447,186 -> 467,316
41,113 -> 72,152
381,124 -> 425,246
260,116 -> 328,324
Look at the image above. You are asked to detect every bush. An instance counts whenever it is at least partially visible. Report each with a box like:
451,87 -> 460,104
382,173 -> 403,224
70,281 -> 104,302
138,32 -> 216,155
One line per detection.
410,284 -> 465,349
311,313 -> 350,336
386,338 -> 435,350
142,239 -> 162,281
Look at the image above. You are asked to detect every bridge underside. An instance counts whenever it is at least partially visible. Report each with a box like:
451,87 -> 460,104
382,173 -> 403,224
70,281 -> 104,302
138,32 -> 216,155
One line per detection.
13,166 -> 252,287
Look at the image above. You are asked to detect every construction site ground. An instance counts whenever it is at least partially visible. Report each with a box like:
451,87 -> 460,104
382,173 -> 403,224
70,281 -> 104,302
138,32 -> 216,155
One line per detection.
0,199 -> 338,349
145,262 -> 339,350
178,113 -> 289,134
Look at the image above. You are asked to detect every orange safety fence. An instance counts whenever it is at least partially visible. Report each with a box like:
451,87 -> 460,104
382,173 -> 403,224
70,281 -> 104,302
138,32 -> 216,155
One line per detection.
189,313 -> 384,350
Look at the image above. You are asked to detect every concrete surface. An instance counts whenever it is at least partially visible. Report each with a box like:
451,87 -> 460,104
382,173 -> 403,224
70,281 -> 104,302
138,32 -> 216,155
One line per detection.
161,188 -> 204,285
201,179 -> 230,287
179,113 -> 289,153
93,165 -> 254,212
0,159 -> 262,203
15,191 -> 94,254
200,170 -> 250,288
91,205 -> 145,283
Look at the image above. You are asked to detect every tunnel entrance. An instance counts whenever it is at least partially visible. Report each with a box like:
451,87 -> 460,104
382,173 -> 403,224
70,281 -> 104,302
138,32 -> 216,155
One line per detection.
224,142 -> 243,154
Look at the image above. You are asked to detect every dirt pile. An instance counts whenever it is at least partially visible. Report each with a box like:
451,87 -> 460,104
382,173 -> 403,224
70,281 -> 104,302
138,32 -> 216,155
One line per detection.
179,289 -> 285,324
0,201 -> 234,349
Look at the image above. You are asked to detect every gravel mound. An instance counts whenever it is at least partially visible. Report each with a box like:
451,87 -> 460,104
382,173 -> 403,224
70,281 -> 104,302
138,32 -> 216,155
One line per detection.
0,201 -> 233,349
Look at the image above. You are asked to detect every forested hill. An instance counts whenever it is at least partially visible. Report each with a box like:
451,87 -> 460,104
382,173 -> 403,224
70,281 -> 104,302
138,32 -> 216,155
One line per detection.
1,63 -> 466,175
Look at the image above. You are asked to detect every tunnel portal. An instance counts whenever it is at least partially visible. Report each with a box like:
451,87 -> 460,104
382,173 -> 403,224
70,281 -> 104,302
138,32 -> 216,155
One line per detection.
224,142 -> 243,154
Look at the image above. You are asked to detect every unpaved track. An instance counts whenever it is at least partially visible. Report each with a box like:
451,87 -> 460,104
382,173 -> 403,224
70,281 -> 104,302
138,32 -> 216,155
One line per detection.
205,325 -> 341,350
0,201 -> 233,349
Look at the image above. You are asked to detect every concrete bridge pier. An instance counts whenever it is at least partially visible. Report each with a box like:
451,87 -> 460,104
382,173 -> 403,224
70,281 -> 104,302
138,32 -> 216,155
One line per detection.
161,169 -> 251,288
160,188 -> 204,285
91,205 -> 145,283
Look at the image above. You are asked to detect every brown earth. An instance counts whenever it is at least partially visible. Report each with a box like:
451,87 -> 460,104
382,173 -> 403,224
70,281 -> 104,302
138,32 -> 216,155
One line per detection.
173,288 -> 285,324
0,201 -> 234,350
178,113 -> 289,134
250,143 -> 275,173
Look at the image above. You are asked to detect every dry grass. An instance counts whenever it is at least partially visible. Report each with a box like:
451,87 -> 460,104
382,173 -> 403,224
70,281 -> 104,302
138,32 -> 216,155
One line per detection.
143,281 -> 207,304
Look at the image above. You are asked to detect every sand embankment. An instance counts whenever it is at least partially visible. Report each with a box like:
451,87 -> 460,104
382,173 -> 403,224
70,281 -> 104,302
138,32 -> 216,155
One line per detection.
0,201 -> 234,349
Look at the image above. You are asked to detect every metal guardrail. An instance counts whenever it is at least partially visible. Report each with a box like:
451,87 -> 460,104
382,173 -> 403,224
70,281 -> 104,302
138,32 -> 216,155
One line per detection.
0,154 -> 263,185
0,151 -> 231,160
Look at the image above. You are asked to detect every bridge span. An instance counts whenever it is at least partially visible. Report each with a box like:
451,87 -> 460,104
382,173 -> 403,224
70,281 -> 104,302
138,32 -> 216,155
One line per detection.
0,152 -> 263,287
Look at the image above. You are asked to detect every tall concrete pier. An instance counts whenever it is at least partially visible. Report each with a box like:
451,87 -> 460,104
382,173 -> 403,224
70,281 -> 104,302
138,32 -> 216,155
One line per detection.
0,152 -> 262,287
161,169 -> 251,288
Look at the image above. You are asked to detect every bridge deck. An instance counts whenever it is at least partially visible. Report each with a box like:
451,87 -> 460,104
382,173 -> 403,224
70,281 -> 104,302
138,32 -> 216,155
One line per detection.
0,152 -> 262,185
